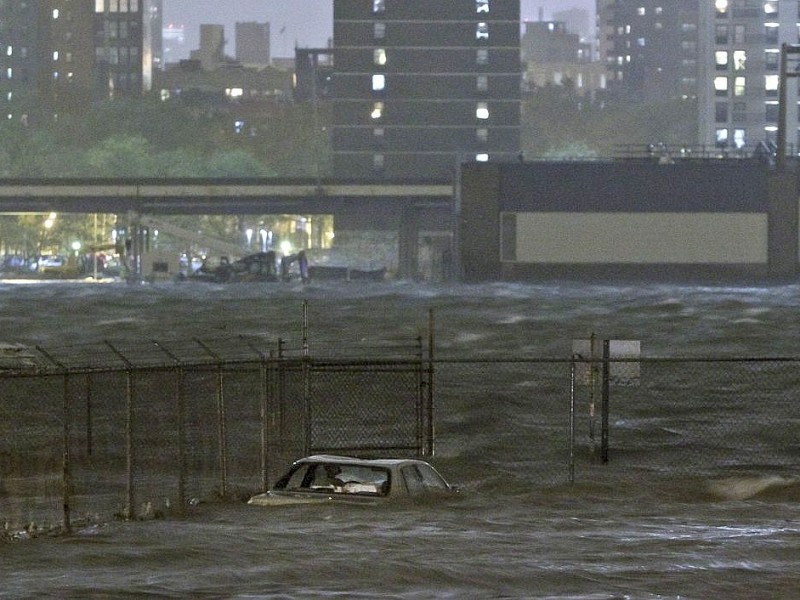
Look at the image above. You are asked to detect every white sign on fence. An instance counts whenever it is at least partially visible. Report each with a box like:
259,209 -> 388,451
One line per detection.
572,339 -> 641,387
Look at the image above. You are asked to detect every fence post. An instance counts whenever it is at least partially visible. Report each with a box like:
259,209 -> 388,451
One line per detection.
569,357 -> 576,484
426,308 -> 435,457
85,373 -> 93,458
243,336 -> 272,492
36,346 -> 72,533
62,373 -> 72,533
195,339 -> 227,499
601,339 -> 610,464
106,342 -> 136,520
415,335 -> 424,456
302,301 -> 311,456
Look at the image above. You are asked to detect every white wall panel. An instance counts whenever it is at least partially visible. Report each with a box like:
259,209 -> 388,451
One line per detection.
508,212 -> 768,264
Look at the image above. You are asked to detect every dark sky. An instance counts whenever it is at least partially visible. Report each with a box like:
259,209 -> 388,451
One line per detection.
162,0 -> 594,60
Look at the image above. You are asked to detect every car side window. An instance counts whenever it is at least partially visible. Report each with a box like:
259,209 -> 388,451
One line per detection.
401,465 -> 425,495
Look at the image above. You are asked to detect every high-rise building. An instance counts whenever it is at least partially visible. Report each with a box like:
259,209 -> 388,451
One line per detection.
0,0 -> 155,120
192,24 -> 225,71
599,0 -> 800,152
598,0 -> 699,104
331,0 -> 521,180
236,22 -> 271,66
698,0 -> 800,150
0,0 -> 43,122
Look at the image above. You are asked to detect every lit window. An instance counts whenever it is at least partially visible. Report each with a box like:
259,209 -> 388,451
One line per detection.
476,102 -> 489,119
715,0 -> 729,15
52,9 -> 60,19
637,7 -> 646,16
733,129 -> 746,148
733,50 -> 746,70
95,0 -> 105,11
374,23 -> 386,39
371,102 -> 384,119
6,47 -> 12,57
227,87 -> 244,98
734,76 -> 745,96
714,76 -> 729,97
53,51 -> 59,61
374,48 -> 387,65
372,74 -> 386,91
766,74 -> 779,96
476,22 -> 488,40
476,153 -> 489,162
716,128 -> 729,147
373,0 -> 385,13
715,51 -> 729,70
764,1 -> 778,15
476,0 -> 489,13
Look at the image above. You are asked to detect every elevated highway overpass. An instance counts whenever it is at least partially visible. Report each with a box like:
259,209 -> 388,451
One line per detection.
0,177 -> 455,279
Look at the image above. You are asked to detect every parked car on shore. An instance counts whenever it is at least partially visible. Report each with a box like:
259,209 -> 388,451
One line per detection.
248,455 -> 456,506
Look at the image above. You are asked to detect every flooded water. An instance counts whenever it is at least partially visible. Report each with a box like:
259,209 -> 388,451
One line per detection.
1,279 -> 799,599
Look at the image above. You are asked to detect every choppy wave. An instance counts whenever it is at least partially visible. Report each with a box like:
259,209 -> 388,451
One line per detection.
2,280 -> 800,599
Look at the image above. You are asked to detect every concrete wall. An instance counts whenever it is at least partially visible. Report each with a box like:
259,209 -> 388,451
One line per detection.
460,161 -> 799,283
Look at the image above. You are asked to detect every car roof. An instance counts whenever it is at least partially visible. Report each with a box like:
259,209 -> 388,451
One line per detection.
297,454 -> 431,468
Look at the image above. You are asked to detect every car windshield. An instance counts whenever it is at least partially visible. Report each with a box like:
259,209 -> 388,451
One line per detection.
275,462 -> 391,497
400,463 -> 450,495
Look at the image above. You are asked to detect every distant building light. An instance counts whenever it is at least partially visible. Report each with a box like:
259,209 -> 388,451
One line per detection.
476,153 -> 489,162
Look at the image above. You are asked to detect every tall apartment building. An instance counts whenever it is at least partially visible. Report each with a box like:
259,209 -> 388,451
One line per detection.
332,0 -> 521,180
236,22 -> 271,66
598,0 -> 699,103
0,1 -> 42,121
698,0 -> 800,150
599,0 -> 800,151
0,0 -> 156,120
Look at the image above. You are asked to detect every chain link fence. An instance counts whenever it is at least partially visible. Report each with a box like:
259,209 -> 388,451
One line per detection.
431,356 -> 799,491
0,335 -> 431,537
2,339 -> 799,537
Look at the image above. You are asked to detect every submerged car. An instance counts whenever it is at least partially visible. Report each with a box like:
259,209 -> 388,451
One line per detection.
248,454 -> 456,506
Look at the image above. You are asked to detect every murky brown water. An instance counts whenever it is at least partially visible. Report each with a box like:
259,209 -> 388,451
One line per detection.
2,280 -> 800,599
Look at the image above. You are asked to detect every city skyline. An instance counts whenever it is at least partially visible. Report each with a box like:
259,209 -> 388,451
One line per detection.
162,0 -> 594,60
